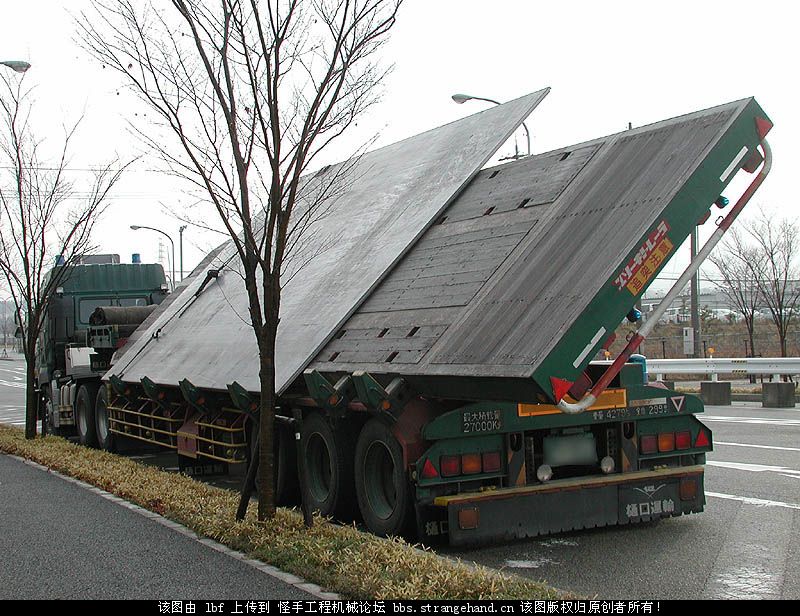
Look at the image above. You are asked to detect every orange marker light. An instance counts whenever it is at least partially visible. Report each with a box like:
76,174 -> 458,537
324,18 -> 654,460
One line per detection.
461,453 -> 481,475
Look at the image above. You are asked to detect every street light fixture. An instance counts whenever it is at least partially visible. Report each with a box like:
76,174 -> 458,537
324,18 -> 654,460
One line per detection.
451,93 -> 531,158
130,225 -> 175,291
0,60 -> 31,73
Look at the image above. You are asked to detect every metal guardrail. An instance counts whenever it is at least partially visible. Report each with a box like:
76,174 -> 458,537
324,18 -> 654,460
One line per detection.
647,357 -> 800,381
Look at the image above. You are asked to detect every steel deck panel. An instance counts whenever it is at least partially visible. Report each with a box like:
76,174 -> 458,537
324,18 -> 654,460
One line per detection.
310,99 -> 766,396
110,90 -> 550,392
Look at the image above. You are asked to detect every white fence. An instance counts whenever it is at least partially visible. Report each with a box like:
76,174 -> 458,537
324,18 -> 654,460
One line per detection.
647,357 -> 800,382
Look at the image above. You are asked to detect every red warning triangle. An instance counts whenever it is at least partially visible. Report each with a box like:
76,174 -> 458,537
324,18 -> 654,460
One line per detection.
550,377 -> 574,403
421,458 -> 438,479
671,396 -> 685,413
695,430 -> 710,448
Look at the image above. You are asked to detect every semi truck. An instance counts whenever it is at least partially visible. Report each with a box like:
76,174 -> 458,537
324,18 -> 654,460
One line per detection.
44,91 -> 772,546
35,254 -> 168,440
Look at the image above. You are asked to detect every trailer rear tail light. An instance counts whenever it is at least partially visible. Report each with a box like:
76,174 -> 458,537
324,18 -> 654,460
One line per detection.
680,477 -> 697,501
461,453 -> 482,475
440,455 -> 461,477
675,431 -> 692,450
695,430 -> 710,448
421,458 -> 438,479
658,432 -> 675,452
482,451 -> 501,473
640,435 -> 657,455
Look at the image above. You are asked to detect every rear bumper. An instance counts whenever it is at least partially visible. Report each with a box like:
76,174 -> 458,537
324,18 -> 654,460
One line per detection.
427,465 -> 705,546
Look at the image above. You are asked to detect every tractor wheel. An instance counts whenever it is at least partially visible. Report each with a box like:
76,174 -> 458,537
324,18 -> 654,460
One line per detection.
76,383 -> 99,448
95,386 -> 116,452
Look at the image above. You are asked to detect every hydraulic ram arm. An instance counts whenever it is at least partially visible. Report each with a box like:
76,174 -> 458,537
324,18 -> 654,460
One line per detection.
557,136 -> 772,414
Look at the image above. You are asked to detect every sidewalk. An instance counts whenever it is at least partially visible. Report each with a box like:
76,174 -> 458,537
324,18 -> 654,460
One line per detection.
0,454 -> 322,600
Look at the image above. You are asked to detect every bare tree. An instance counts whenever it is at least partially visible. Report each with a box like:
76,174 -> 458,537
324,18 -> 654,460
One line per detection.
708,228 -> 765,357
0,72 -> 127,439
746,210 -> 800,357
80,0 -> 403,520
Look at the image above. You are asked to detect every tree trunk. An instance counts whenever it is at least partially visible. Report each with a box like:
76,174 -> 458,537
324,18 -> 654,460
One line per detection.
746,319 -> 756,357
256,326 -> 277,521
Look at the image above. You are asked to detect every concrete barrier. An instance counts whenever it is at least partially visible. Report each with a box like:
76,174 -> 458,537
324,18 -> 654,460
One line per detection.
762,382 -> 795,408
700,381 -> 731,406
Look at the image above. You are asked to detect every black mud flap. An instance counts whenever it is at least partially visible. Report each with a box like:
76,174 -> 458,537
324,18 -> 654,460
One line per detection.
618,473 -> 705,524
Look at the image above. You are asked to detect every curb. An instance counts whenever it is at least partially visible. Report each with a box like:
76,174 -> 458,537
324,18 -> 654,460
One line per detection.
7,454 -> 340,600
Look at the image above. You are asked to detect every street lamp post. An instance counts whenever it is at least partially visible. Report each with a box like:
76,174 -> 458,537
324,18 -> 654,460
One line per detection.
179,225 -> 187,281
130,225 -> 175,290
452,93 -> 531,158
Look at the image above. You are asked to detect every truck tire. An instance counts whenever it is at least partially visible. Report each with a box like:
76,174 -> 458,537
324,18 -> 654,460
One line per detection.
247,420 -> 299,505
76,383 -> 99,448
275,423 -> 300,506
39,385 -> 58,438
300,412 -> 357,520
354,418 -> 413,537
95,386 -> 116,452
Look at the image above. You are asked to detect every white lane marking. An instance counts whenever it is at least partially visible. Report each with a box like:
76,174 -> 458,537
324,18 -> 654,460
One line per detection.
539,538 -> 579,548
715,441 -> 800,453
707,491 -> 800,511
703,415 -> 800,427
573,327 -> 606,369
505,558 -> 560,569
719,146 -> 749,183
707,460 -> 800,478
0,379 -> 26,389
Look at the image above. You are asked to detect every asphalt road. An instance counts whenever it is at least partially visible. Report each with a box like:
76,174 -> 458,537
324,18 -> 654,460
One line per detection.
1,355 -> 797,599
0,455 -> 314,599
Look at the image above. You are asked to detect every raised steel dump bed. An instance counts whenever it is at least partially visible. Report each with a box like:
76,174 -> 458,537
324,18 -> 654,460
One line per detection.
110,93 -> 771,404
309,97 -> 771,402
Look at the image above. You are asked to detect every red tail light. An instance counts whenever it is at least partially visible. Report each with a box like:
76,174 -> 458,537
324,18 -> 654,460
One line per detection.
695,430 -> 710,448
421,458 -> 438,479
482,451 -> 501,473
440,455 -> 461,477
640,434 -> 657,454
675,431 -> 692,450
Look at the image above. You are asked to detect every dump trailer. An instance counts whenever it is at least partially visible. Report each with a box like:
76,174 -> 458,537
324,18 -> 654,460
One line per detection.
35,255 -> 168,442
86,91 -> 771,545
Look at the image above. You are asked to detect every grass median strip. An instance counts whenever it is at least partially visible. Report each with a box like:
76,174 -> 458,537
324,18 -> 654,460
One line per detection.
0,425 -> 564,600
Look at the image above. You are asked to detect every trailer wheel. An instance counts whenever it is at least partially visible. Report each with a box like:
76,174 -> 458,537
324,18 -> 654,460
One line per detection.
300,412 -> 357,519
95,386 -> 116,452
76,383 -> 99,448
355,418 -> 413,537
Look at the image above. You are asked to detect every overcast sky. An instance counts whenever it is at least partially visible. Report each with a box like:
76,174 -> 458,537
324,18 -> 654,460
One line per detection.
1,0 -> 796,289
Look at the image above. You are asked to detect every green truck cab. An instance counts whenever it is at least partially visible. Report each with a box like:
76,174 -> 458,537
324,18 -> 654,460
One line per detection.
35,255 -> 167,438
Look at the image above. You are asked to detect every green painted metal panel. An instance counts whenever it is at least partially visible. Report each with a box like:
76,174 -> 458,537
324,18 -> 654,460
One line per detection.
530,99 -> 771,398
